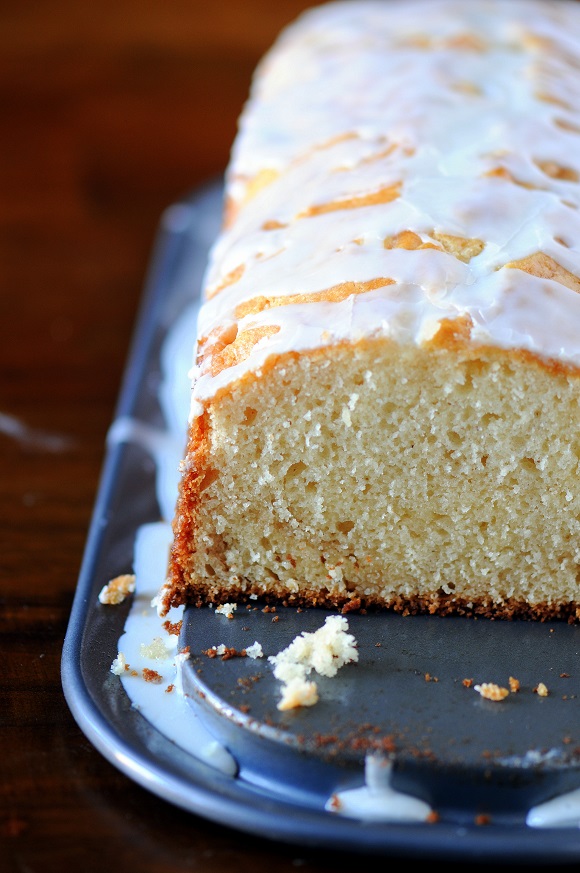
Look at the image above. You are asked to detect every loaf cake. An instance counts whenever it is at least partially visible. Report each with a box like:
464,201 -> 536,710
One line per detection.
162,0 -> 580,622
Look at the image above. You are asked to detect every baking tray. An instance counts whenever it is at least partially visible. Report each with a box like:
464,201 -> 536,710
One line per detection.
62,180 -> 580,863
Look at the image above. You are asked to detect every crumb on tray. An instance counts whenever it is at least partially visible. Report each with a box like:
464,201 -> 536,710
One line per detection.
269,615 -> 358,710
110,652 -> 129,675
99,574 -> 136,605
215,603 -> 237,619
474,682 -> 509,701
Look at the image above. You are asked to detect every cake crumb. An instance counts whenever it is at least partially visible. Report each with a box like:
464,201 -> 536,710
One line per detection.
474,682 -> 509,701
269,615 -> 358,680
110,652 -> 129,675
278,676 -> 319,711
534,682 -> 549,697
245,641 -> 264,659
508,676 -> 520,693
215,602 -> 237,618
99,574 -> 136,605
142,668 -> 163,684
269,615 -> 358,709
140,637 -> 170,660
463,678 -> 474,687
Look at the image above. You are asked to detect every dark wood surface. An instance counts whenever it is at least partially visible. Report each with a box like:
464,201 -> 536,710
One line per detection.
1,2 -> 577,871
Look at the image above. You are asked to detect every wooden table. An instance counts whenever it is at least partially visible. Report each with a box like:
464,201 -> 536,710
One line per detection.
1,2 -> 577,870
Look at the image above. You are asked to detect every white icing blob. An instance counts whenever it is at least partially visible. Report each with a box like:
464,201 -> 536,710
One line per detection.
527,787 -> 580,829
325,755 -> 433,823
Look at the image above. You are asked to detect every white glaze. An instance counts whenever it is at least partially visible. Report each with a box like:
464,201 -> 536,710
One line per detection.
527,786 -> 580,828
114,520 -> 237,777
191,0 -> 580,411
325,755 -> 433,823
0,410 -> 73,453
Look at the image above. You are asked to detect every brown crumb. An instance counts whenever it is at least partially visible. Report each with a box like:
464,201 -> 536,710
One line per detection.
237,674 -> 262,688
222,647 -> 246,660
313,734 -> 339,748
375,642 -> 382,648
508,676 -> 520,693
328,794 -> 342,811
463,678 -> 474,688
534,682 -> 549,697
475,814 -> 491,826
142,668 -> 163,684
341,597 -> 362,614
560,673 -> 570,678
165,684 -> 174,693
239,704 -> 251,713
379,735 -> 396,753
426,810 -> 440,824
163,619 -> 183,636
425,673 -> 438,682
272,615 -> 279,622
202,646 -> 247,660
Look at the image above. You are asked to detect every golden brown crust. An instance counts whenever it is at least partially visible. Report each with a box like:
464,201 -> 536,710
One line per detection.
207,324 -> 281,377
168,412 -> 211,607
234,278 -> 395,319
165,575 -> 580,623
505,252 -> 580,295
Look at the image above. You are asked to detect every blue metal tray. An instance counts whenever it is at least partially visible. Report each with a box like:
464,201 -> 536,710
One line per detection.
62,181 -> 580,864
